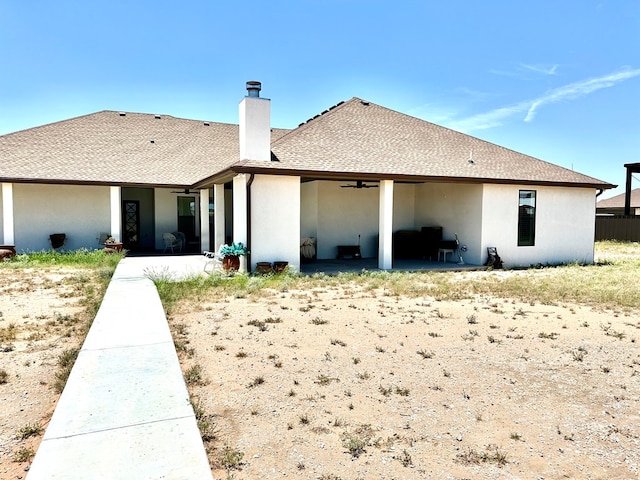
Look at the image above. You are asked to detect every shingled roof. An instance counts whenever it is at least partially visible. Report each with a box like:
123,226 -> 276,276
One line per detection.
253,98 -> 612,188
0,111 -> 289,186
597,188 -> 640,208
0,98 -> 614,189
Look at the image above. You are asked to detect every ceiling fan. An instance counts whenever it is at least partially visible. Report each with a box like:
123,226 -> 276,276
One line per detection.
171,188 -> 200,195
341,180 -> 378,189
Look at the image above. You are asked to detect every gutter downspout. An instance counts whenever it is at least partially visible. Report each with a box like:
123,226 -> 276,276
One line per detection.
246,174 -> 255,273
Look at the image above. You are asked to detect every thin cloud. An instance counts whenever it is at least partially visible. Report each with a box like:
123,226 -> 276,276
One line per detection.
524,67 -> 640,121
520,63 -> 559,75
448,67 -> 640,132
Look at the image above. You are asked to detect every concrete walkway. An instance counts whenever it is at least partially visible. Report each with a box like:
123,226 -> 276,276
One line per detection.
27,256 -> 213,480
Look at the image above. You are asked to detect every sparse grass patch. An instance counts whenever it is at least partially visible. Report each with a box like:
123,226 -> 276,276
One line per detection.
248,376 -> 265,388
456,445 -> 507,466
13,446 -> 35,463
219,445 -> 244,471
310,317 -> 328,325
185,364 -> 208,386
53,347 -> 79,394
18,423 -> 42,439
417,349 -> 435,359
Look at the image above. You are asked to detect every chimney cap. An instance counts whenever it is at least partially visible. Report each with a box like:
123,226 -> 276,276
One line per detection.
246,81 -> 261,97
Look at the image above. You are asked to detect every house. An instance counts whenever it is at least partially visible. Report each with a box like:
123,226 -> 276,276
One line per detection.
1,81 -> 615,270
596,188 -> 640,216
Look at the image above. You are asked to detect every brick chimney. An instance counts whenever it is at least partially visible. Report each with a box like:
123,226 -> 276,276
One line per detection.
239,81 -> 271,161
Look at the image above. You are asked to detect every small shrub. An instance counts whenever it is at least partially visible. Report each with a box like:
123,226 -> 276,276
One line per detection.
0,369 -> 8,384
310,317 -> 328,325
417,349 -> 434,359
399,449 -> 413,467
13,447 -> 35,463
248,376 -> 265,388
343,435 -> 367,458
53,348 -> 79,393
18,423 -> 42,440
219,445 -> 244,470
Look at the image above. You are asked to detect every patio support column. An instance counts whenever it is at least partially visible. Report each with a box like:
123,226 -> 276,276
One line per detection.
110,186 -> 121,242
2,183 -> 15,245
233,174 -> 248,273
213,184 -> 226,252
199,188 -> 210,253
378,179 -> 394,270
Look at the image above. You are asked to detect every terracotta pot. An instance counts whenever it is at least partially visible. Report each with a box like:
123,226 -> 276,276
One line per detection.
273,261 -> 288,273
256,262 -> 273,274
222,255 -> 240,271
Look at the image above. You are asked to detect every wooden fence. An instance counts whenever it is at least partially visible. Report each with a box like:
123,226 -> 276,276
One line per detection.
595,216 -> 640,241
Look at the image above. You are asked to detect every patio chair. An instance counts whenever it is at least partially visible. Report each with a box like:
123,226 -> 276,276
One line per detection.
203,246 -> 223,273
162,233 -> 182,253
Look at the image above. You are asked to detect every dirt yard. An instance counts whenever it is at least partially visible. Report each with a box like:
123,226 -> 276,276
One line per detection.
174,276 -> 640,479
1,252 -> 639,480
0,268 -> 96,479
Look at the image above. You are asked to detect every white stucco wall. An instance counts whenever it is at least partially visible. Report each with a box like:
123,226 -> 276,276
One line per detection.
12,184 -> 111,252
482,185 -> 596,267
310,181 -> 417,259
300,181 -> 318,239
393,184 -> 416,231
316,182 -> 379,259
415,183 -> 484,265
0,184 -> 5,242
250,175 -> 300,271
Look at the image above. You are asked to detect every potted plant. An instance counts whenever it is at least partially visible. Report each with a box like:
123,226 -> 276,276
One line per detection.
219,242 -> 248,271
104,236 -> 124,253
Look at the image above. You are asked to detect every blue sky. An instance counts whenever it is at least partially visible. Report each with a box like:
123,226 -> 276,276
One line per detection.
1,1 -> 638,198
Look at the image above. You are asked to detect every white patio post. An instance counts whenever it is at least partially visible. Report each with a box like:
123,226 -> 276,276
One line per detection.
199,188 -> 210,253
213,184 -> 226,252
110,186 -> 121,242
233,174 -> 248,273
378,180 -> 394,270
2,183 -> 15,245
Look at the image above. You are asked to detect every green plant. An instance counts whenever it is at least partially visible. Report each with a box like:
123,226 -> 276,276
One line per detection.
219,242 -> 248,258
18,423 -> 42,439
219,445 -> 244,470
54,348 -> 79,394
13,447 -> 35,463
343,435 -> 367,458
185,364 -> 208,386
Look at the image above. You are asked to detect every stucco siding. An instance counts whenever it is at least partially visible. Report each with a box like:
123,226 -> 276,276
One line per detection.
415,183 -> 484,265
300,181 -> 318,240
154,189 -> 180,250
0,184 -> 4,241
13,184 -> 110,252
393,184 -> 416,231
482,185 -> 596,267
316,182 -> 380,259
251,175 -> 301,271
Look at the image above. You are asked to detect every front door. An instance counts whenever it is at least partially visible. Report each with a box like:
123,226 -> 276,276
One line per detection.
122,200 -> 140,249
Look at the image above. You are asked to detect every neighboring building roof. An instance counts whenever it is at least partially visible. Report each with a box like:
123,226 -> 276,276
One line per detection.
0,98 -> 614,189
597,188 -> 640,208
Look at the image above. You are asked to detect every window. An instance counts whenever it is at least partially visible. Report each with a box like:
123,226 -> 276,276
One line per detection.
518,190 -> 536,246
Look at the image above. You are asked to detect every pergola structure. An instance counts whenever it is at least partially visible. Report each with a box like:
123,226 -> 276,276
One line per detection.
625,162 -> 640,215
